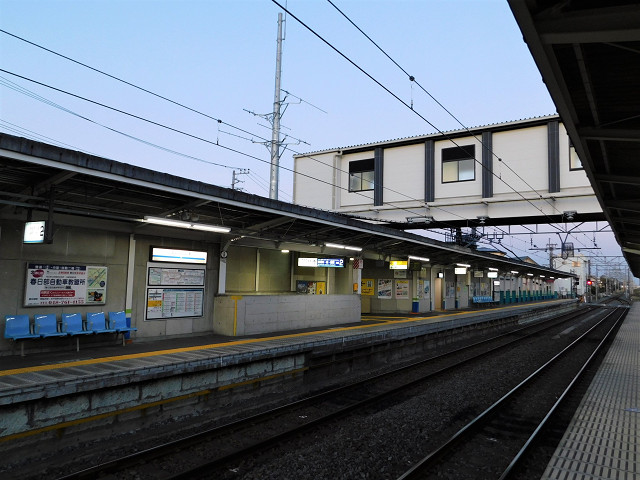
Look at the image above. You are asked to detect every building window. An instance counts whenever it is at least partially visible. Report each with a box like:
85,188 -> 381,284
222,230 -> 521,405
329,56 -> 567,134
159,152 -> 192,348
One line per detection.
569,140 -> 583,170
442,145 -> 475,183
349,159 -> 375,192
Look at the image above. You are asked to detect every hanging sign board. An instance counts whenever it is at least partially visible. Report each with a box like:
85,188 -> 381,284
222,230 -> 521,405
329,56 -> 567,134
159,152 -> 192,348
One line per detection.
24,221 -> 46,244
454,267 -> 467,274
487,271 -> 498,278
390,261 -> 408,270
298,258 -> 344,268
151,247 -> 207,264
317,258 -> 344,268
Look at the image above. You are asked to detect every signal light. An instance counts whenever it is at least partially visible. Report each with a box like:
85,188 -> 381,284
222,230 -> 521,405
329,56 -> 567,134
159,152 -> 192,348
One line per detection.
587,280 -> 593,285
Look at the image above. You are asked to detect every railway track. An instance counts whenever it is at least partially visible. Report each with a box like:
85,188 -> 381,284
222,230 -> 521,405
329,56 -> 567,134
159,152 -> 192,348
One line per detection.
55,305 -> 610,480
396,306 -> 627,479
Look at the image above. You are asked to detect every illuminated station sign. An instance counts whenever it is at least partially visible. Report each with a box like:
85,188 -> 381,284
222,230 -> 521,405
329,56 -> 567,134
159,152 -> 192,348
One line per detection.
389,261 -> 408,270
298,258 -> 344,268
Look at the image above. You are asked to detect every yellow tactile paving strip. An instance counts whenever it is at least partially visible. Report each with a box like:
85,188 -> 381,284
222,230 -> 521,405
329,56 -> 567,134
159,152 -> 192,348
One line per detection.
541,304 -> 639,479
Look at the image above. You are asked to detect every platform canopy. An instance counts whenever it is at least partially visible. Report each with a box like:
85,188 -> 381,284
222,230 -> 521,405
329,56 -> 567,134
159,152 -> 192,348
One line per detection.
0,133 -> 569,278
509,0 -> 640,276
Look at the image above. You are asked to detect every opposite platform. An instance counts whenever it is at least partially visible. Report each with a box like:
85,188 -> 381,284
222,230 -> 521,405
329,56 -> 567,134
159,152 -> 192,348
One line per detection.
0,300 -> 577,444
542,303 -> 639,480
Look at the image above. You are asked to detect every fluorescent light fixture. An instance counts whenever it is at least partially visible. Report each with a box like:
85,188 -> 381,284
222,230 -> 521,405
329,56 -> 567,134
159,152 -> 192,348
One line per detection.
550,276 -> 555,279
144,216 -> 230,233
540,275 -> 545,278
510,271 -> 519,274
488,267 -> 499,271
526,273 -> 534,276
281,249 -> 290,253
409,255 -> 430,262
456,263 -> 471,268
325,242 -> 362,252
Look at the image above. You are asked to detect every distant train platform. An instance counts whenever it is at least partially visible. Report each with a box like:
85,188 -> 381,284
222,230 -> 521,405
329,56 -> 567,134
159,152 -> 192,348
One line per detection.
0,299 -> 572,373
0,299 -> 579,446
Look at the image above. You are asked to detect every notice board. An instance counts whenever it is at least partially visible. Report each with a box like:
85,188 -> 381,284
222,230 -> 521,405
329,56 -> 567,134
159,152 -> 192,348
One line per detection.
146,288 -> 204,319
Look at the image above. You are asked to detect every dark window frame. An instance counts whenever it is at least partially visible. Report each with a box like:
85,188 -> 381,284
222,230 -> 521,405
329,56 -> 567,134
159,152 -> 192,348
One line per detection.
568,140 -> 583,171
348,159 -> 375,192
441,145 -> 476,183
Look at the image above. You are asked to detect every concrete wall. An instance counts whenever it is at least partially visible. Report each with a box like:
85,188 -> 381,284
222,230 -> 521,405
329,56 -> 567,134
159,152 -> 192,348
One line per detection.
214,294 -> 360,336
0,218 -> 130,353
0,215 -> 224,354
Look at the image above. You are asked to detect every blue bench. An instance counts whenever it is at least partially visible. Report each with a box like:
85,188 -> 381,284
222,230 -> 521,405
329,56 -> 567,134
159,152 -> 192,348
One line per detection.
472,296 -> 498,307
87,312 -> 115,334
4,311 -> 137,355
4,315 -> 40,356
109,311 -> 137,345
88,311 -> 136,345
62,313 -> 92,351
34,314 -> 67,338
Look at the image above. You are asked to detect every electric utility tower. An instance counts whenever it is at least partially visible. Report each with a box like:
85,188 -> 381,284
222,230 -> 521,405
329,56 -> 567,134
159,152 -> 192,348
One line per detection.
269,12 -> 284,200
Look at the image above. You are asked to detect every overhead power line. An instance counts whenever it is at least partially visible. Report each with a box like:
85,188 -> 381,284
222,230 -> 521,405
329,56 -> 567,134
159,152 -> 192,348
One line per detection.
274,0 -> 602,253
0,26 -> 596,262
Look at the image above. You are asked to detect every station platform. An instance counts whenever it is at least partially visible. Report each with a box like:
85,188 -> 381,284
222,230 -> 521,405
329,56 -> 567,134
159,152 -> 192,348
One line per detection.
0,299 -> 573,375
541,302 -> 639,479
4,297 -> 634,480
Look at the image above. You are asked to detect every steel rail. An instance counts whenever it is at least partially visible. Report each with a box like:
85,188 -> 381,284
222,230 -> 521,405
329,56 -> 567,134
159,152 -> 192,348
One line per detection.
396,307 -> 624,480
156,309 -> 598,480
57,306 -> 592,480
498,306 -> 627,479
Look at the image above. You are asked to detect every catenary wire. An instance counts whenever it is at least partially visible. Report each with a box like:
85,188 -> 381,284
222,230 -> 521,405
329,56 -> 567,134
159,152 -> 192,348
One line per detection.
0,69 -> 476,232
324,0 -> 568,223
324,0 -> 606,257
0,29 -> 262,143
1,74 -> 455,227
0,28 -> 558,243
278,0 -> 598,247
0,72 -> 563,263
0,31 -> 580,263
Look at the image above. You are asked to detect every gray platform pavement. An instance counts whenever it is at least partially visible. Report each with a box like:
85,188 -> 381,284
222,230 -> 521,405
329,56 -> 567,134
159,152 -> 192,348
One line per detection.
541,303 -> 639,480
0,300 -> 576,400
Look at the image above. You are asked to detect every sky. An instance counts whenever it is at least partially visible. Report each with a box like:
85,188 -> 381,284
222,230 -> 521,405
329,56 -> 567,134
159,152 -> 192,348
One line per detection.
0,0 -> 630,277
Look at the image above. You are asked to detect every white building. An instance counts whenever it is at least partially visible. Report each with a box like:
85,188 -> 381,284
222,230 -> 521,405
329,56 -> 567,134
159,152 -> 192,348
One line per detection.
293,115 -> 600,228
553,253 -> 590,297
